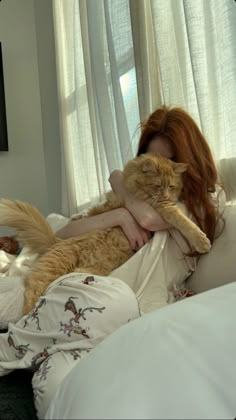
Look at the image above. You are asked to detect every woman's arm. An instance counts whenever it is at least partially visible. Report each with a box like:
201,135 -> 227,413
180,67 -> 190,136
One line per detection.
109,170 -> 171,231
56,208 -> 151,251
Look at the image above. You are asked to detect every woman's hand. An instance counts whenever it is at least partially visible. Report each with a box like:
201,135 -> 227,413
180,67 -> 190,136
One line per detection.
119,208 -> 152,251
56,207 -> 150,250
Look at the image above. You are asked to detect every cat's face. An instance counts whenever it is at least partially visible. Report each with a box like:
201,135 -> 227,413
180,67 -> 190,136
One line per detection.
123,153 -> 187,204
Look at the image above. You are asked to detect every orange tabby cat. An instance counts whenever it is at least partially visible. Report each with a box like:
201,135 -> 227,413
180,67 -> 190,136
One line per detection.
0,153 -> 210,314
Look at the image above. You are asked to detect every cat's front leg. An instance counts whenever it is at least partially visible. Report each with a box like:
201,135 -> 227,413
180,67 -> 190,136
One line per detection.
187,229 -> 211,253
158,205 -> 211,253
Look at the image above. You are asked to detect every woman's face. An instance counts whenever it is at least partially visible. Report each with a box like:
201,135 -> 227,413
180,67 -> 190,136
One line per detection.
147,135 -> 175,160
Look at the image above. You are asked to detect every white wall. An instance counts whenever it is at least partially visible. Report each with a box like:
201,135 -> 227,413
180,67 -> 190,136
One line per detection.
0,0 -> 61,234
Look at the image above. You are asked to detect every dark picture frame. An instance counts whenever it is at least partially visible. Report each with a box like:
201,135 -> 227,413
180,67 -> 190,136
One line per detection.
0,42 -> 8,151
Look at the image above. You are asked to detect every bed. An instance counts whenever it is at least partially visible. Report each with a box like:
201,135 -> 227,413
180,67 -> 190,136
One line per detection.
0,201 -> 235,419
46,281 -> 236,419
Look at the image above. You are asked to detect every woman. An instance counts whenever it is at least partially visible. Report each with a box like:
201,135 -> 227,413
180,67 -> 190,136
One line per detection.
0,106 -> 224,419
57,105 -> 224,313
57,106 -> 222,251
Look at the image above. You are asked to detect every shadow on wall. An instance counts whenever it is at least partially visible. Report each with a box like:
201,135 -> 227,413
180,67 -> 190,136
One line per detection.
0,42 -> 8,152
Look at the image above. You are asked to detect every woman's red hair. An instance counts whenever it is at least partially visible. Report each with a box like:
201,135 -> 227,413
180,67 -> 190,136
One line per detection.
137,105 -> 222,244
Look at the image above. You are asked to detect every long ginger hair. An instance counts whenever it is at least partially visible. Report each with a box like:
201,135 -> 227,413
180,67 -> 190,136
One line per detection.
137,105 -> 223,244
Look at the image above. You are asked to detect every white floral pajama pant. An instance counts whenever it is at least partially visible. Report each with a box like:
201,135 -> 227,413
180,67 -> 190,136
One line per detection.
0,273 -> 140,419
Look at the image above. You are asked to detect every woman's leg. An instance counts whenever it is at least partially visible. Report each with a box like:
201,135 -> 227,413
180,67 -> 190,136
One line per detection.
0,272 -> 140,414
32,349 -> 88,419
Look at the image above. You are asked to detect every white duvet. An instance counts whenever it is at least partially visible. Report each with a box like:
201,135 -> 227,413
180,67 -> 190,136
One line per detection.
46,281 -> 236,420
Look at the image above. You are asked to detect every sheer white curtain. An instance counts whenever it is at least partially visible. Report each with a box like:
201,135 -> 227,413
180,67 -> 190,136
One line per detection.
53,0 -> 236,214
53,0 -> 139,215
130,0 -> 236,199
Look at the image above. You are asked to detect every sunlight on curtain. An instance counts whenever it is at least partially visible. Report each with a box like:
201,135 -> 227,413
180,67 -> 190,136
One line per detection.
53,0 -> 140,215
53,0 -> 236,213
131,0 -> 236,162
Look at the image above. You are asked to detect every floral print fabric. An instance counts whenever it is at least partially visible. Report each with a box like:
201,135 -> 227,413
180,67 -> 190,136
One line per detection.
0,273 -> 140,418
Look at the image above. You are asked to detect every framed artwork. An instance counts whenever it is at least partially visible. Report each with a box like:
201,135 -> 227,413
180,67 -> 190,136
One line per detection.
0,42 -> 8,151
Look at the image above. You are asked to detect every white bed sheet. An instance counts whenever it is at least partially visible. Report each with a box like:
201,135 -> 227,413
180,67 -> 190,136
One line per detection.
46,282 -> 236,420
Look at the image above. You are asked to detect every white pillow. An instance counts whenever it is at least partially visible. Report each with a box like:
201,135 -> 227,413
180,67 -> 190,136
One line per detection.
187,205 -> 236,293
46,282 -> 236,419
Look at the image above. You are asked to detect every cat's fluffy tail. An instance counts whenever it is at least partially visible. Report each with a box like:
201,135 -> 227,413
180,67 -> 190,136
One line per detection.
0,199 -> 58,254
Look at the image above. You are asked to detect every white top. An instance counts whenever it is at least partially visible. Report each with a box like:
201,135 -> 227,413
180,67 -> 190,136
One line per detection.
111,185 -> 226,313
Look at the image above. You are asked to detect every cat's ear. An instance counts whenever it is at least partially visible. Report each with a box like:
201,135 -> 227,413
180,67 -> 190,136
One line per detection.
173,162 -> 188,174
141,158 -> 156,173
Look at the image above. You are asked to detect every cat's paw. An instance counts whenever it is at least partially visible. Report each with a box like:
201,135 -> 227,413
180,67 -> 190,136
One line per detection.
192,233 -> 211,253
